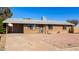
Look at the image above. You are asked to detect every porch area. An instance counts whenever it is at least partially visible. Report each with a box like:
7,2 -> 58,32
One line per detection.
6,24 -> 49,34
5,23 -> 74,34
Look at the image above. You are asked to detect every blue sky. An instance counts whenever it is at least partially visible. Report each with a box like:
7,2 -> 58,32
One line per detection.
10,7 -> 79,21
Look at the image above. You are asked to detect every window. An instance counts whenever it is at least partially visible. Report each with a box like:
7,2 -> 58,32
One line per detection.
48,25 -> 53,30
32,24 -> 36,29
27,24 -> 36,30
63,26 -> 66,30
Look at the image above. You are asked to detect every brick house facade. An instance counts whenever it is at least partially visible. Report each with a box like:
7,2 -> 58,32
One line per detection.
3,18 -> 74,34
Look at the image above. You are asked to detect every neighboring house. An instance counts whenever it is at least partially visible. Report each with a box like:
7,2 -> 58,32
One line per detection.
74,24 -> 79,33
3,17 -> 74,34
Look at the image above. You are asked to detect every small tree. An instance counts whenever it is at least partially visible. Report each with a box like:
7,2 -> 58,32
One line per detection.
0,19 -> 5,33
0,7 -> 12,33
66,20 -> 79,26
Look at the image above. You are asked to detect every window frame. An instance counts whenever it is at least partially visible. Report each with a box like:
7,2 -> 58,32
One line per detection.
48,25 -> 53,30
27,24 -> 36,30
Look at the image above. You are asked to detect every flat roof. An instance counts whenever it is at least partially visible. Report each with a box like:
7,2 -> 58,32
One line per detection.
3,18 -> 74,26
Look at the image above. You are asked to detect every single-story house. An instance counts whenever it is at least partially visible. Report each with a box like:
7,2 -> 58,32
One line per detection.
3,17 -> 75,34
74,24 -> 79,33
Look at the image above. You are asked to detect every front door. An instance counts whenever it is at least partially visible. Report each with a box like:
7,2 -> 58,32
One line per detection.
13,24 -> 23,33
8,27 -> 13,33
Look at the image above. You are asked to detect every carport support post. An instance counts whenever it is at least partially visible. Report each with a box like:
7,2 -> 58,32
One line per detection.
6,24 -> 8,34
45,25 -> 48,34
12,25 -> 13,33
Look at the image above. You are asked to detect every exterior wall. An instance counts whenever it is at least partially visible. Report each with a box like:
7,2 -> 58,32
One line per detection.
74,28 -> 79,33
8,24 -> 23,33
48,25 -> 62,34
23,24 -> 74,34
48,25 -> 73,34
7,24 -> 74,34
23,24 -> 49,34
23,24 -> 39,34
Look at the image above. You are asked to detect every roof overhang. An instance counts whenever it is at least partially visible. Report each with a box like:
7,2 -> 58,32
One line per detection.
3,18 -> 75,26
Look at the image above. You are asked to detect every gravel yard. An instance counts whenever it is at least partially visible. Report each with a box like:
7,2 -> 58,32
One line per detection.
3,33 -> 79,51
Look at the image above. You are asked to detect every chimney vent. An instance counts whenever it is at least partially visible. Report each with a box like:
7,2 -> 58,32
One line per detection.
41,16 -> 46,21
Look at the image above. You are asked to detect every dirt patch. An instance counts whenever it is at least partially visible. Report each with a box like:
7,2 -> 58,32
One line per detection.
43,34 -> 79,48
0,34 -> 6,51
4,33 -> 79,51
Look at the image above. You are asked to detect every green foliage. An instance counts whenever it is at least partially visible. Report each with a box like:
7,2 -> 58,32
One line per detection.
66,20 -> 79,26
0,19 -> 4,33
0,27 -> 4,33
0,7 -> 12,33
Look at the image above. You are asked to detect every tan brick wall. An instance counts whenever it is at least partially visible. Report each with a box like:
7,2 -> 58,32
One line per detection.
23,24 -> 39,34
48,25 -> 73,34
48,26 -> 62,33
7,24 -> 74,34
23,24 -> 74,34
23,24 -> 47,34
74,28 -> 79,33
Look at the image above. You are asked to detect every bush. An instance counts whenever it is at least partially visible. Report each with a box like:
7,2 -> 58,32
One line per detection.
0,19 -> 4,33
